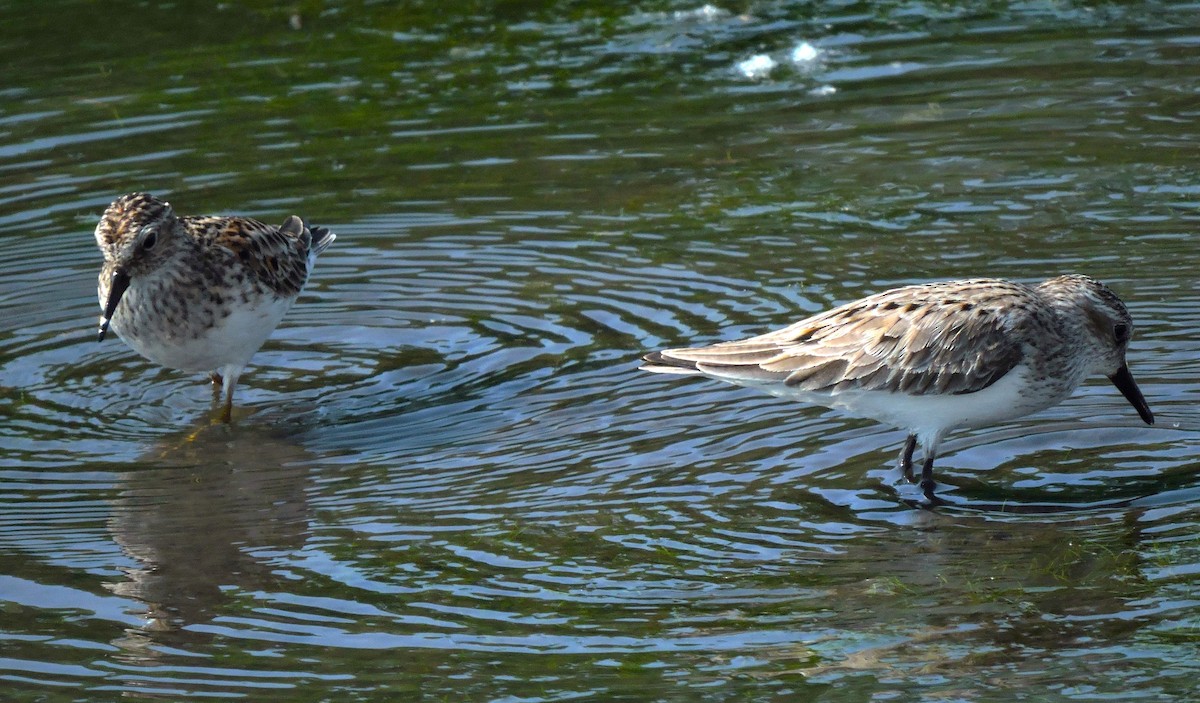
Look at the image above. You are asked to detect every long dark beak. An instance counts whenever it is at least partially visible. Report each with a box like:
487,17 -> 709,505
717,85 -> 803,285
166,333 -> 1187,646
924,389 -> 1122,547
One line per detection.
1108,364 -> 1154,425
98,269 -> 130,342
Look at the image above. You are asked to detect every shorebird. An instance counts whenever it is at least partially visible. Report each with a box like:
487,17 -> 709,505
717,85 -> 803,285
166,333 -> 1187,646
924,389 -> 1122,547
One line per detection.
94,192 -> 336,422
641,276 -> 1154,503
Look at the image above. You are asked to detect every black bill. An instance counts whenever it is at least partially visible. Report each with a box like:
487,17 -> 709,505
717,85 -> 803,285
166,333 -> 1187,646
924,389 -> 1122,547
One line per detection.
1108,364 -> 1154,425
97,269 -> 130,342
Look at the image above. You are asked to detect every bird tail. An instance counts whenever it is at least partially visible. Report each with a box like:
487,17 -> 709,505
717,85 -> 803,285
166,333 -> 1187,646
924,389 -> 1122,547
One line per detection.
280,215 -> 337,258
639,351 -> 704,376
307,222 -> 336,256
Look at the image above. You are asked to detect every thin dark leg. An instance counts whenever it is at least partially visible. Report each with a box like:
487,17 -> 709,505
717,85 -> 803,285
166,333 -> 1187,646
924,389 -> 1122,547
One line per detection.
919,455 -> 944,505
899,434 -> 917,482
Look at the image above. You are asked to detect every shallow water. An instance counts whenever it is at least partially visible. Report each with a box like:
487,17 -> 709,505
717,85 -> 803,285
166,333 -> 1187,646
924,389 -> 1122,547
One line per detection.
1,1 -> 1199,700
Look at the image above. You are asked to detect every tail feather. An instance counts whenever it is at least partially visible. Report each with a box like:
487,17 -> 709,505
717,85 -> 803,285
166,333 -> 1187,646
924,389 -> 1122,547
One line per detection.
307,222 -> 336,256
280,215 -> 337,258
642,349 -> 795,385
640,350 -> 703,376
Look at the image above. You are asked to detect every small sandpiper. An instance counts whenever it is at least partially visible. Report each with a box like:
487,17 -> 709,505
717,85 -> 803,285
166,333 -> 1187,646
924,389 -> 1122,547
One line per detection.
641,275 -> 1154,504
94,192 -> 336,422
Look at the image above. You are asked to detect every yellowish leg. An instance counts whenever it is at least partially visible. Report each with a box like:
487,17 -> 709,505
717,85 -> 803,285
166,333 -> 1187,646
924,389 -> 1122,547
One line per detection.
205,372 -> 228,424
219,390 -> 234,424
181,375 -> 222,443
215,369 -> 239,424
179,372 -> 235,444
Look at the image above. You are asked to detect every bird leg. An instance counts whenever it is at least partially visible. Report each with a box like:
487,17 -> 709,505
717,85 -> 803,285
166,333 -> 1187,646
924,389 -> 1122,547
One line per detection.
919,455 -> 943,505
207,372 -> 232,422
898,434 -> 917,482
219,393 -> 234,424
215,369 -> 239,424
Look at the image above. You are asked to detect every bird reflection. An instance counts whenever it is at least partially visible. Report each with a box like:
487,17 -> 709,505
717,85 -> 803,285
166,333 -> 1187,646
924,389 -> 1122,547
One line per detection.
105,422 -> 315,659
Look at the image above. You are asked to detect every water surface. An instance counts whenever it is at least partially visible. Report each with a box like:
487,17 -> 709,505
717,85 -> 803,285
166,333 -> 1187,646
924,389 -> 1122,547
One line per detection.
1,1 -> 1198,701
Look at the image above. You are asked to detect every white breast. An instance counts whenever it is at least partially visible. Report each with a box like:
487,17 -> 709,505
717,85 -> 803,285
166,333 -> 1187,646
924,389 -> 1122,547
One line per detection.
114,295 -> 294,373
741,364 -> 1076,437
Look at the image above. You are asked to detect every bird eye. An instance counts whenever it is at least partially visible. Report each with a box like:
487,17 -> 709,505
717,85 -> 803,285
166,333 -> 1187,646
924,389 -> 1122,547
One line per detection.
141,226 -> 158,250
1113,323 -> 1130,344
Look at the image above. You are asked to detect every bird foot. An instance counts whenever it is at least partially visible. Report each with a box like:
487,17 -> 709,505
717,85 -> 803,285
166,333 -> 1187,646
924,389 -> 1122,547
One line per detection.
919,478 -> 947,508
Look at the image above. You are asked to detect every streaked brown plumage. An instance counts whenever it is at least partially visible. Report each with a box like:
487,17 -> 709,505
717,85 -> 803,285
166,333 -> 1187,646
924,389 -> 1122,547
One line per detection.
94,192 -> 336,422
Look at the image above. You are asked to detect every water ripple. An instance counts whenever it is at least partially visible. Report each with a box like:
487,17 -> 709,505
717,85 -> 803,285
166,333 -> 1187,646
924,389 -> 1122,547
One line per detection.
2,1 -> 1200,700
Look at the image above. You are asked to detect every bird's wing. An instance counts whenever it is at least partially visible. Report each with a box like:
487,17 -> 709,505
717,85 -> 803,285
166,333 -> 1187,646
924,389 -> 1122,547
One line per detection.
188,215 -> 317,298
645,281 -> 1033,396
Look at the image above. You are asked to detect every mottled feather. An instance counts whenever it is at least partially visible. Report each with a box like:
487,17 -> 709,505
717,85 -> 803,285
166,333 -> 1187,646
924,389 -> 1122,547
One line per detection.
640,275 -> 1154,503
182,216 -> 312,298
643,279 -> 1044,396
92,192 -> 337,422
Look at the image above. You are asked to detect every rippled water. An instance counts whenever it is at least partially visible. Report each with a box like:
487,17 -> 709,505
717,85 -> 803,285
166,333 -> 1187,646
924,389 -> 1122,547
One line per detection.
2,1 -> 1199,700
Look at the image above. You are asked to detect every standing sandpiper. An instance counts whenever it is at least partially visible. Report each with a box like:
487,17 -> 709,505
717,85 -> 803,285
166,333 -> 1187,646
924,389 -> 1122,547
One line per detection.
641,275 -> 1154,504
94,192 -> 336,422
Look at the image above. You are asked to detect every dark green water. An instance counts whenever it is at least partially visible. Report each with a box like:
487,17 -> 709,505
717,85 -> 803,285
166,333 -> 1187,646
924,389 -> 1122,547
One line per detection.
1,1 -> 1198,701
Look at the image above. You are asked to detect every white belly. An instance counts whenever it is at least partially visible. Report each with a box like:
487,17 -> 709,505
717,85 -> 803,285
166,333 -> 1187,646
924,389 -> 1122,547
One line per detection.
113,295 -> 294,373
747,364 -> 1073,437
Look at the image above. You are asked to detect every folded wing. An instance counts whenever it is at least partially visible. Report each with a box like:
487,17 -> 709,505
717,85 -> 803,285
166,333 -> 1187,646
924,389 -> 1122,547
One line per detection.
642,281 -> 1030,397
190,215 -> 333,298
